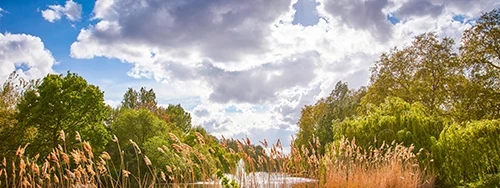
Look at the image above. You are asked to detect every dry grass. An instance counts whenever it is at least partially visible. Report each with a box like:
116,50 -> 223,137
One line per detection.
322,138 -> 434,188
0,131 -> 434,188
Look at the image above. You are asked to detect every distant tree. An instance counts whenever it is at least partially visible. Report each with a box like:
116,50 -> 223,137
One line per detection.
121,87 -> 157,112
161,104 -> 192,132
16,72 -> 111,156
314,81 -> 365,154
294,105 -> 317,148
112,109 -> 169,148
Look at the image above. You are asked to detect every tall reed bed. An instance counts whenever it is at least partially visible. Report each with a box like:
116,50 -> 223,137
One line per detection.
321,138 -> 434,188
0,131 -> 434,187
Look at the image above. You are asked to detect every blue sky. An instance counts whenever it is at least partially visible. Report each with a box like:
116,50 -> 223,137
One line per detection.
1,0 -> 499,149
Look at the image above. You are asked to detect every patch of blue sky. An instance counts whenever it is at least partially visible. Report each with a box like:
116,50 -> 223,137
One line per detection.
0,0 -> 143,100
387,13 -> 400,25
163,96 -> 201,111
452,14 -> 475,24
14,63 -> 30,72
292,0 -> 320,26
224,105 -> 243,113
252,105 -> 269,113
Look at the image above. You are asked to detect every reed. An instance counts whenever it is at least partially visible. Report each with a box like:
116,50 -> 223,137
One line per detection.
0,131 -> 434,187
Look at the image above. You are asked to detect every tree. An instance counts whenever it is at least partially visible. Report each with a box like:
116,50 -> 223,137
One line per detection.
110,108 -> 173,181
364,33 -> 459,115
435,120 -> 500,186
112,109 -> 169,148
294,105 -> 317,148
461,8 -> 500,71
314,81 -> 364,154
454,9 -> 500,121
17,72 -> 111,156
0,72 -> 38,156
334,97 -> 446,156
160,104 -> 192,132
121,87 -> 157,112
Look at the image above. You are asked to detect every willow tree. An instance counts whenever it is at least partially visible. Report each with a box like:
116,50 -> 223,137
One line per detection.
334,97 -> 447,154
435,120 -> 500,186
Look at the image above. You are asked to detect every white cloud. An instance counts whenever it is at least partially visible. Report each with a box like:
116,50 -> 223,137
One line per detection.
71,0 -> 500,145
0,33 -> 56,82
0,7 -> 6,18
41,0 -> 82,23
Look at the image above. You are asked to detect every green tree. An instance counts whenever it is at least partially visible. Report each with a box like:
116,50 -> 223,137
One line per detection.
364,33 -> 459,115
294,105 -> 317,148
160,104 -> 192,132
112,109 -> 169,147
435,120 -> 500,186
453,9 -> 500,121
121,87 -> 157,112
17,72 -> 111,156
314,81 -> 365,154
110,108 -> 173,182
0,72 -> 38,156
334,97 -> 446,155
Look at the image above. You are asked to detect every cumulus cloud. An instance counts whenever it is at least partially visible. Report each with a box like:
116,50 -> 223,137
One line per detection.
396,0 -> 443,18
320,0 -> 393,41
70,0 -> 500,145
41,0 -> 82,23
73,0 -> 290,66
0,33 -> 56,82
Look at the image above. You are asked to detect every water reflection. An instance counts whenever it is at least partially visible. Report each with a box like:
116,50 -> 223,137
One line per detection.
195,159 -> 318,188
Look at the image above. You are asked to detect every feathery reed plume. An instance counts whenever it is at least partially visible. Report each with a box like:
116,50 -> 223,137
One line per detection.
75,131 -> 81,142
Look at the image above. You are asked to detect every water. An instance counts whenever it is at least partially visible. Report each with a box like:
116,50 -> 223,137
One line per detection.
196,159 -> 318,188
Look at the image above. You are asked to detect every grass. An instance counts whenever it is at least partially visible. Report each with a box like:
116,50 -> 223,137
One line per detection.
0,131 -> 435,187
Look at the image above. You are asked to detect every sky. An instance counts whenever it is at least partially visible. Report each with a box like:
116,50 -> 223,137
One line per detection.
1,0 -> 499,150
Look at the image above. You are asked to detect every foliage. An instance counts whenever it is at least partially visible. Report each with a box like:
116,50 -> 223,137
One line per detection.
121,87 -> 157,112
0,72 -> 37,156
333,97 -> 446,159
118,87 -> 192,132
112,109 -> 169,148
453,8 -> 500,122
364,33 -> 459,115
435,120 -> 500,186
216,169 -> 240,188
295,81 -> 365,154
161,104 -> 192,133
16,72 -> 111,157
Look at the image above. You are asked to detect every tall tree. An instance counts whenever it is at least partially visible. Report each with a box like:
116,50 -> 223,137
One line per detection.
121,87 -> 157,112
0,72 -> 38,156
293,81 -> 365,154
364,33 -> 459,115
454,9 -> 500,121
294,105 -> 317,148
17,72 -> 111,156
161,104 -> 192,132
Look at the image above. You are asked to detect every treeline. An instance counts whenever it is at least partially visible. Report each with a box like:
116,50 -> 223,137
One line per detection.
294,9 -> 500,187
0,71 -> 263,185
